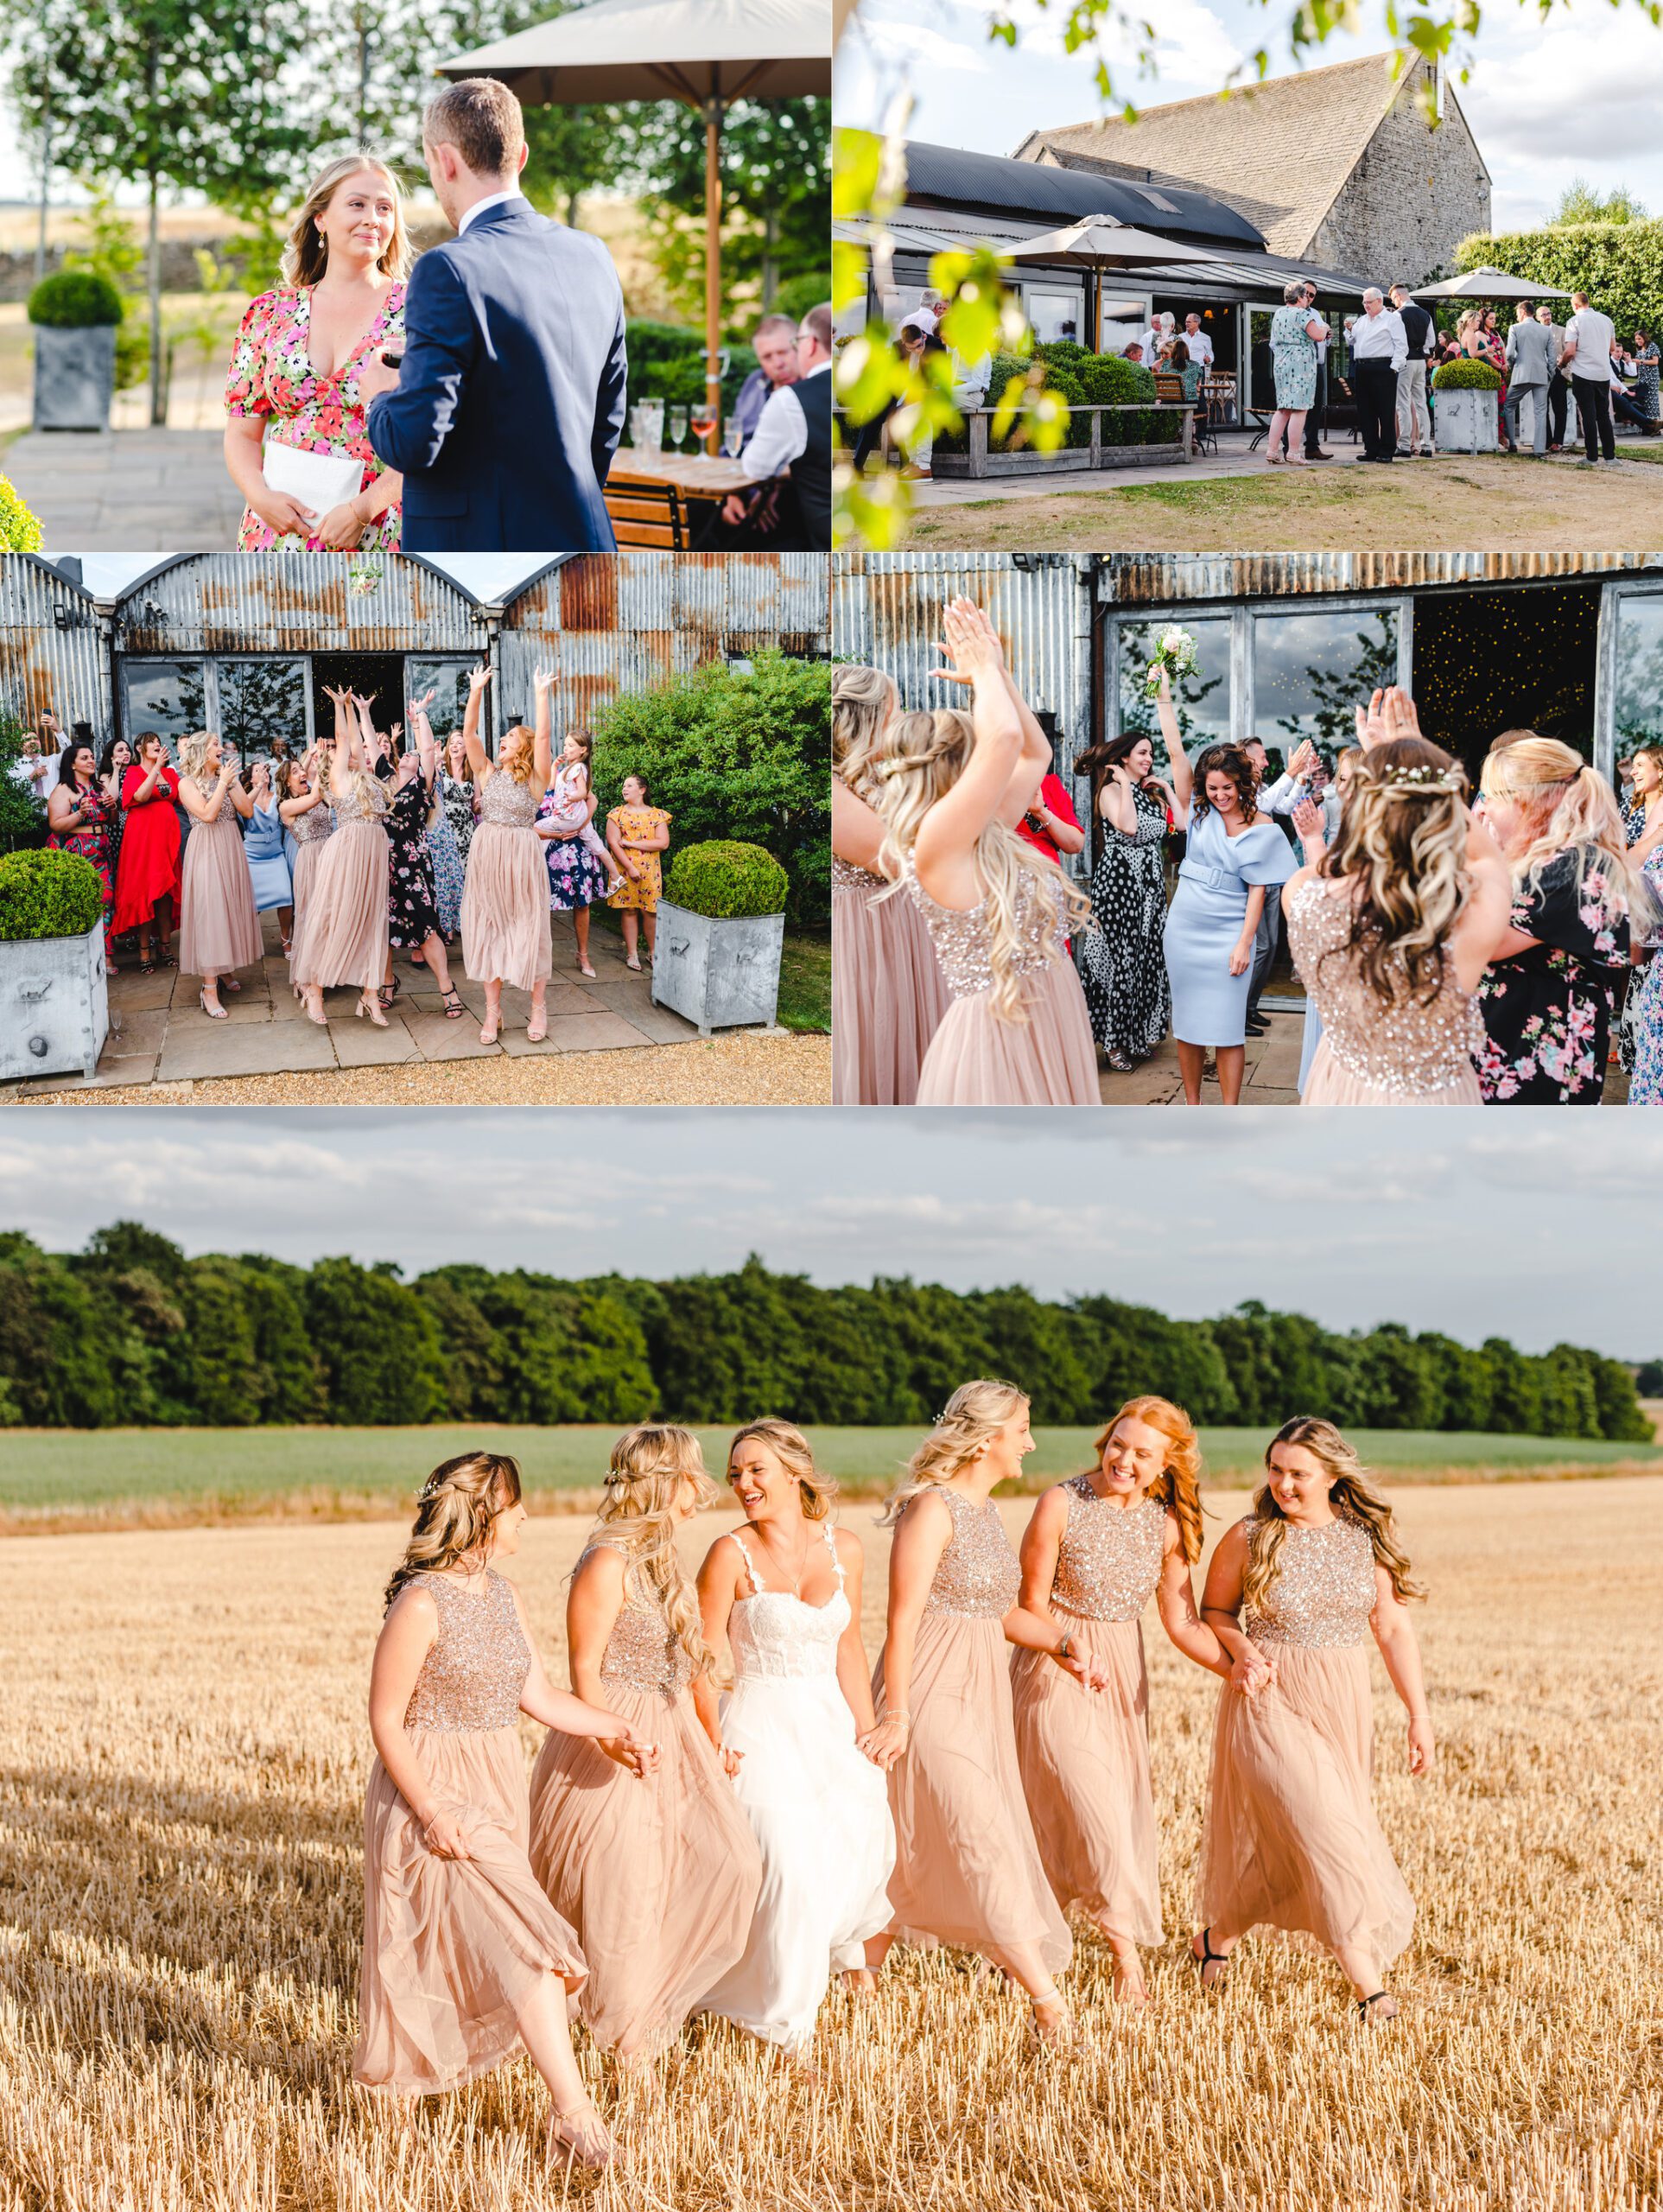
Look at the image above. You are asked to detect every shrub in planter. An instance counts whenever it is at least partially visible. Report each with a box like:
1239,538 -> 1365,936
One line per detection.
0,475 -> 42,554
0,849 -> 105,940
26,270 -> 123,328
1431,358 -> 1503,391
28,269 -> 121,430
666,840 -> 789,918
1060,347 -> 1171,445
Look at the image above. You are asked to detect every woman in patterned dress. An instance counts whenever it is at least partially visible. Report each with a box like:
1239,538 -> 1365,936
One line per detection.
381,698 -> 464,1018
357,1451 -> 658,2171
426,726 -> 474,942
1624,840 -> 1663,1101
1073,728 -> 1175,1070
604,775 -> 671,969
863,1381 -> 1089,2044
1632,330 -> 1660,423
1196,1419 -> 1432,2024
537,779 -> 612,982
1266,279 -> 1327,466
1617,745 -> 1663,1075
224,156 -> 408,551
1012,1398 -> 1251,2005
45,735 -> 117,963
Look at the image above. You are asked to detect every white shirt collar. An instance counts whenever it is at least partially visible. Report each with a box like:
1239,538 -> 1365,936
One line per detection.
803,357 -> 832,378
457,190 -> 521,236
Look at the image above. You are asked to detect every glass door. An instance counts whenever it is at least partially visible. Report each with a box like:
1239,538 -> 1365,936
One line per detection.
119,658 -> 206,752
213,657 -> 311,776
404,658 -> 481,751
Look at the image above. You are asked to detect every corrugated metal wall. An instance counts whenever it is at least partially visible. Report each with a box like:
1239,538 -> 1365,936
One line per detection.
0,557 -> 111,730
113,554 -> 487,655
1099,550 -> 1663,607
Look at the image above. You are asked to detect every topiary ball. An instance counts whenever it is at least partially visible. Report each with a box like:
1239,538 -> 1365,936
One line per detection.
665,840 -> 789,919
0,849 -> 105,940
1431,358 -> 1504,391
27,270 -> 123,328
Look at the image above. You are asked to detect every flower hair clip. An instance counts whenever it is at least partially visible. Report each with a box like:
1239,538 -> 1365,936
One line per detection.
1375,762 -> 1463,793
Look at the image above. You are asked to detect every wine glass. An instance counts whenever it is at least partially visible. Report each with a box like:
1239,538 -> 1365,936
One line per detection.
666,405 -> 689,453
690,404 -> 718,454
721,419 -> 744,460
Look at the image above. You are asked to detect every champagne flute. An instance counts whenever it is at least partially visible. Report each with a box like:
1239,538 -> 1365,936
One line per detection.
721,419 -> 744,460
666,405 -> 689,453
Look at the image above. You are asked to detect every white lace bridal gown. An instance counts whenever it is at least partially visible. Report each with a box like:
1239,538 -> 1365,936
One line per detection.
700,1523 -> 897,2050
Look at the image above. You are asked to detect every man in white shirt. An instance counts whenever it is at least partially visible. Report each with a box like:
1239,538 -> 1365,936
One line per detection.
739,304 -> 831,546
1349,288 -> 1408,462
1561,292 -> 1618,461
1181,313 -> 1214,370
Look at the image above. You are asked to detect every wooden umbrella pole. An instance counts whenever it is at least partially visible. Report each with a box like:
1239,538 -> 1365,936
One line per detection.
704,94 -> 723,451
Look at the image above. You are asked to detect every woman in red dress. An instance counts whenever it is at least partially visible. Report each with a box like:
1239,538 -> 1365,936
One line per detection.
113,734 -> 182,973
46,735 -> 118,967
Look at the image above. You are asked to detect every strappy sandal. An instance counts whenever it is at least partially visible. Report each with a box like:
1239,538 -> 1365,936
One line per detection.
526,1012 -> 548,1044
1358,1991 -> 1399,2024
379,977 -> 400,1008
546,2107 -> 616,2172
441,990 -> 465,1020
1193,1927 -> 1232,1988
356,991 -> 388,1027
199,989 -> 228,1022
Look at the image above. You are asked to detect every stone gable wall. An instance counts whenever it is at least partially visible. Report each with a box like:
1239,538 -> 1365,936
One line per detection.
1312,86 -> 1490,288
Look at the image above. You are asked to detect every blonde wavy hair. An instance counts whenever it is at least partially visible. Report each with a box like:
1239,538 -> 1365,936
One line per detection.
281,156 -> 412,289
727,1418 -> 837,1522
592,1424 -> 719,1678
1316,737 -> 1472,1006
832,664 -> 897,797
873,707 -> 1093,1023
384,1452 -> 523,1611
1241,1416 -> 1425,1618
175,729 -> 220,789
1482,733 -> 1642,915
497,723 -> 541,785
879,1377 -> 1029,1527
1086,1395 -> 1204,1565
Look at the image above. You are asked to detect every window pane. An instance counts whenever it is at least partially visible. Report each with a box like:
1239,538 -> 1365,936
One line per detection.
1026,289 -> 1083,345
407,659 -> 477,746
1613,593 -> 1663,753
1252,606 -> 1399,757
121,659 -> 205,747
215,658 -> 308,759
1116,616 -> 1232,764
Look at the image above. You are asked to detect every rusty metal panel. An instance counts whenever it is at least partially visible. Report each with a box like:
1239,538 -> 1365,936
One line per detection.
1098,550 -> 1663,607
0,555 -> 111,732
112,555 -> 486,655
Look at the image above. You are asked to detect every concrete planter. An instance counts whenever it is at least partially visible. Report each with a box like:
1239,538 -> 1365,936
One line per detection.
651,901 -> 784,1034
0,920 -> 108,1083
1432,385 -> 1499,455
32,323 -> 117,431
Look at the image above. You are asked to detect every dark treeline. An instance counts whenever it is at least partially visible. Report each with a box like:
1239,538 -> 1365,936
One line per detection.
0,1225 -> 1649,1444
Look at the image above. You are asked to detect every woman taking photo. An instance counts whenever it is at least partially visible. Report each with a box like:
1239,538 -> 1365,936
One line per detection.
1475,733 -> 1638,1102
864,1380 -> 1093,2045
1195,1417 -> 1431,2023
1073,727 -> 1175,1071
460,664 -> 555,1047
529,1426 -> 759,2068
873,599 -> 1097,1106
112,734 -> 181,975
46,734 -> 117,967
1155,673 -> 1298,1105
356,1452 -> 657,2171
175,729 -> 261,1020
831,663 -> 949,1106
291,688 -> 391,1028
225,156 -> 408,550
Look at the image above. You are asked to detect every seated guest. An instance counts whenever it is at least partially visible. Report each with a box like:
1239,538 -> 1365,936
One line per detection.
1122,341 -> 1146,365
1165,338 -> 1204,407
737,303 -> 830,546
708,312 -> 803,543
1609,341 -> 1660,435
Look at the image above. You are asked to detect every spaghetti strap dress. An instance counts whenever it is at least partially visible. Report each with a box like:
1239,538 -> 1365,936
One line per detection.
289,774 -> 389,993
176,788 -> 263,979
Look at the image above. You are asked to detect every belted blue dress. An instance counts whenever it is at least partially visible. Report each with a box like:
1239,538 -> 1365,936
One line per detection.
1164,804 -> 1297,1047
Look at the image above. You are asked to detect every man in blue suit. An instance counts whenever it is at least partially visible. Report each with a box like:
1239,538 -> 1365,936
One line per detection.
358,79 -> 627,552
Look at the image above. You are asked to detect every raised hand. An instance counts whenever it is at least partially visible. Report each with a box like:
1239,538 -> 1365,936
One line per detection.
1292,795 -> 1325,855
468,664 -> 493,697
409,688 -> 438,715
1355,689 -> 1389,750
1381,686 -> 1423,743
533,664 -> 558,696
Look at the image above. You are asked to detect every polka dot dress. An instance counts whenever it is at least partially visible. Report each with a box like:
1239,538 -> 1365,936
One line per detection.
1080,783 -> 1171,1061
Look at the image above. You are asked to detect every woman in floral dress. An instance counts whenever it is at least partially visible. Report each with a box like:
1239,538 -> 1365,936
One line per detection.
1632,330 -> 1660,423
1475,735 -> 1635,1103
1616,746 -> 1663,1074
224,156 -> 409,552
371,703 -> 465,1021
604,775 -> 671,970
1266,280 -> 1325,467
427,727 -> 475,941
46,735 -> 117,963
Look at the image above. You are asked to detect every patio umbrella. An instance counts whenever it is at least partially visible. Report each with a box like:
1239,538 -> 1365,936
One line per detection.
1007,218 -> 1218,346
438,0 -> 831,443
1413,266 -> 1574,302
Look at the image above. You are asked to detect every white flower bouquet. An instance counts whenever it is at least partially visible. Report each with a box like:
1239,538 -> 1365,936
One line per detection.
1143,624 -> 1200,700
347,557 -> 384,599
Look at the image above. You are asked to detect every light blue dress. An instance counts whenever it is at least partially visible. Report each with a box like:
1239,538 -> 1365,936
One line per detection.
1269,302 -> 1317,411
1165,805 -> 1298,1046
244,795 -> 294,912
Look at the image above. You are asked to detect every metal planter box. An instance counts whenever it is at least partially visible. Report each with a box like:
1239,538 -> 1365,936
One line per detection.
32,324 -> 117,432
651,901 -> 784,1033
1433,386 -> 1499,455
0,921 -> 108,1082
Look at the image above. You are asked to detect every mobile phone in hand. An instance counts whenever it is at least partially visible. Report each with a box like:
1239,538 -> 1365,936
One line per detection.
380,351 -> 404,371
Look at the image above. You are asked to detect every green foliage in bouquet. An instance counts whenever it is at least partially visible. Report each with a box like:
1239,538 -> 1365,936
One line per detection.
0,849 -> 105,940
665,840 -> 790,919
1431,358 -> 1504,391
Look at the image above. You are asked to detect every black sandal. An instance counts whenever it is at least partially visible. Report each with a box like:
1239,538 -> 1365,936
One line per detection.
441,990 -> 464,1020
380,977 -> 400,1008
1358,1991 -> 1398,2023
1194,1928 -> 1231,1986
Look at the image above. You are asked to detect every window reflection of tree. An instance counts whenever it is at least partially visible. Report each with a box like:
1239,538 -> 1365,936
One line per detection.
217,660 -> 308,754
1615,601 -> 1663,753
1261,613 -> 1398,757
1116,620 -> 1228,767
124,659 -> 205,744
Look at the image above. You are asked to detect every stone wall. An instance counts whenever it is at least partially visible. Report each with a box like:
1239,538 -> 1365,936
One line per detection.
1,225 -> 454,305
1312,77 -> 1491,289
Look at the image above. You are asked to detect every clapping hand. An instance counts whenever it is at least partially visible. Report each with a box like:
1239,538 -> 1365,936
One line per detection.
1356,685 -> 1422,751
1290,737 -> 1320,780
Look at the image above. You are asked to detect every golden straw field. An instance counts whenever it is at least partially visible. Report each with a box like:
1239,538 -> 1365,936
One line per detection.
0,1480 -> 1659,2212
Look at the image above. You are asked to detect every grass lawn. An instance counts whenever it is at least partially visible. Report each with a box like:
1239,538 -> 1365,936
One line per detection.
3,1422 -> 1657,1531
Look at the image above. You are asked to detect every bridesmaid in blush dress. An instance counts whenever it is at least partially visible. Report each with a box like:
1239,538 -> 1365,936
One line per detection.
1195,1417 -> 1433,2024
831,664 -> 949,1104
459,663 -> 555,1046
175,728 -> 262,1020
291,688 -> 391,1027
355,1451 -> 659,2171
280,752 -> 333,954
528,1426 -> 761,2065
1012,1396 -> 1259,2005
871,600 -> 1097,1107
865,1380 -> 1091,2044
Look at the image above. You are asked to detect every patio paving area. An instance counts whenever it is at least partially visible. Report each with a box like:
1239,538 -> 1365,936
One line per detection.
4,429 -> 246,550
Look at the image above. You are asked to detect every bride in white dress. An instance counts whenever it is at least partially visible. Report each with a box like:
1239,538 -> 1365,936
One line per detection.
695,1420 -> 896,2052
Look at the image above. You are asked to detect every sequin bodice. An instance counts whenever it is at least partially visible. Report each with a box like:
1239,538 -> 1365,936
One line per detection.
403,1570 -> 530,1731
1241,1516 -> 1378,1649
832,854 -> 884,896
1052,1482 -> 1166,1621
727,1524 -> 849,1681
291,800 -> 333,845
1286,880 -> 1484,1097
333,776 -> 388,827
585,1539 -> 695,1702
923,1489 -> 1020,1618
478,771 -> 541,830
903,858 -> 1067,1001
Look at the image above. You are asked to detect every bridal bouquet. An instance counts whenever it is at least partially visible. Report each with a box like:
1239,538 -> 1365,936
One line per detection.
1143,625 -> 1200,700
347,556 -> 384,599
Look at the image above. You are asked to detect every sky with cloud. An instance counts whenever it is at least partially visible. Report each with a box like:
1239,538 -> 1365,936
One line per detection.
2,1109 -> 1658,1359
835,0 -> 1663,232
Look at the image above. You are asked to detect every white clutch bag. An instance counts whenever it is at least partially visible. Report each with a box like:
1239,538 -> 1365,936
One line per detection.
263,439 -> 364,519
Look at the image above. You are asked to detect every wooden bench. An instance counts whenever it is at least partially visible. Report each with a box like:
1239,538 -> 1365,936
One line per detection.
603,481 -> 688,549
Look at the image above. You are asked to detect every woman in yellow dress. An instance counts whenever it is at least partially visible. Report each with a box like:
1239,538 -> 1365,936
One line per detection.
605,774 -> 671,971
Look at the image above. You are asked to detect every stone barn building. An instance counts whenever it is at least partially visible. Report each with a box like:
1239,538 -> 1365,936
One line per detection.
1012,52 -> 1490,289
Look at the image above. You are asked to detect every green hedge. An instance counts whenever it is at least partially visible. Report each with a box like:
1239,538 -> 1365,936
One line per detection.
935,341 -> 1172,454
771,272 -> 829,327
0,712 -> 48,854
27,270 -> 123,327
666,839 -> 789,918
623,318 -> 750,421
1455,223 -> 1663,346
0,849 -> 105,940
1431,358 -> 1503,391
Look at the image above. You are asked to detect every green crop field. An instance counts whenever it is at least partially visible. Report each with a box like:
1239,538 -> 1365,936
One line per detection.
0,1422 -> 1658,1532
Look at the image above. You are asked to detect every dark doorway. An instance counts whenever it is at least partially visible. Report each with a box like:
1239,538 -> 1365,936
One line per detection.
1153,296 -> 1237,383
310,652 -> 406,747
1412,582 -> 1602,785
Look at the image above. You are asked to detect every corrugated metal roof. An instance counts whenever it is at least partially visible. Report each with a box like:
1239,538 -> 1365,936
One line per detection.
903,139 -> 1265,249
1098,550 -> 1663,605
854,210 -> 1369,297
0,555 -> 111,734
112,555 -> 487,654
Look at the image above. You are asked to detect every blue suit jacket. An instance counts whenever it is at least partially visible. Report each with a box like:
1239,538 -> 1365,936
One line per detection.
367,197 -> 627,552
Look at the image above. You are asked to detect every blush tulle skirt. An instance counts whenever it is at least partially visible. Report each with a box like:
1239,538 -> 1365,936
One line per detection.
915,960 -> 1099,1108
832,872 -> 950,1106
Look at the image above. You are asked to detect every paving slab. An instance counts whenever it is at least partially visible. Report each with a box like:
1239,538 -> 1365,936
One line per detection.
405,1011 -> 506,1061
501,1009 -> 649,1054
328,1014 -> 422,1067
156,1017 -> 339,1083
102,1007 -> 169,1056
580,983 -> 701,1044
107,971 -> 180,1012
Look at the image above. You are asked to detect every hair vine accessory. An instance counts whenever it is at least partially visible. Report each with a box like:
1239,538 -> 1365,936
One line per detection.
1374,762 -> 1463,793
417,1475 -> 448,1503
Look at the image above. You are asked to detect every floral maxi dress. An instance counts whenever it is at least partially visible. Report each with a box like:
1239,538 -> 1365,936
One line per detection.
385,773 -> 442,950
1475,848 -> 1629,1103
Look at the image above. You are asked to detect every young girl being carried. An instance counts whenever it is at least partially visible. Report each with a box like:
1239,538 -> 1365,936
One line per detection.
545,728 -> 625,897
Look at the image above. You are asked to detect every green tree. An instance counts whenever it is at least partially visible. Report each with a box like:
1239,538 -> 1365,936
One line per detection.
0,1233 -> 130,1427
303,1257 -> 447,1425
1549,179 -> 1647,226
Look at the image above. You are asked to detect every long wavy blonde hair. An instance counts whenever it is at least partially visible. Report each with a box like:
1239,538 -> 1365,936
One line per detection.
879,1377 -> 1028,1527
1316,737 -> 1472,1006
728,1418 -> 837,1521
833,664 -> 897,797
281,156 -> 412,288
591,1424 -> 719,1677
873,707 -> 1092,1022
1482,734 -> 1641,912
1086,1395 -> 1204,1564
175,729 -> 220,790
384,1452 -> 523,1611
1241,1416 -> 1425,1618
